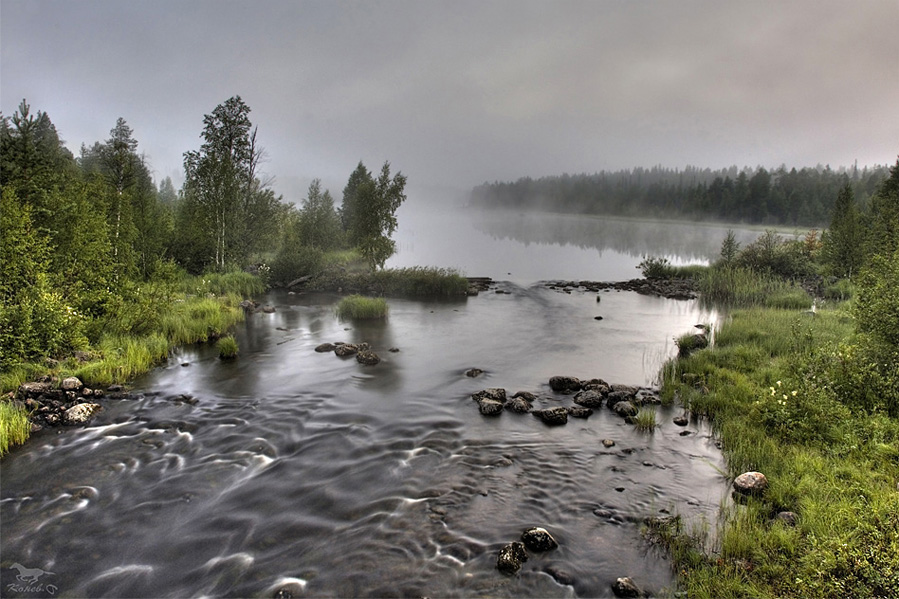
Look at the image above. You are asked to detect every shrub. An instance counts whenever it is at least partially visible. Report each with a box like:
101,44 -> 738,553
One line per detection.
336,295 -> 388,319
854,249 -> 899,347
638,256 -> 674,279
0,400 -> 30,457
734,230 -> 815,279
270,245 -> 324,286
218,335 -> 239,360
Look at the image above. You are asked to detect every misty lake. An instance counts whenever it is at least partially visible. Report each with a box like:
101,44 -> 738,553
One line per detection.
0,206 -> 765,598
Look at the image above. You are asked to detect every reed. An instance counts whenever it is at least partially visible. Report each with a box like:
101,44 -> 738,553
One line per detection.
218,335 -> 239,359
0,400 -> 31,457
698,265 -> 811,309
633,407 -> 657,432
336,295 -> 389,319
368,266 -> 470,296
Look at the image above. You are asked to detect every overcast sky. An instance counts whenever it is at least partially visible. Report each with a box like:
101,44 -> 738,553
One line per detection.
2,0 -> 897,203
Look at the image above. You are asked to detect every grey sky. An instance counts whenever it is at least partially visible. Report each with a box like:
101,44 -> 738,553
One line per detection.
2,0 -> 897,203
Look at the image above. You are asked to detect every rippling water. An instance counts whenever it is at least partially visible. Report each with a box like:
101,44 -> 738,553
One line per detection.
1,283 -> 727,598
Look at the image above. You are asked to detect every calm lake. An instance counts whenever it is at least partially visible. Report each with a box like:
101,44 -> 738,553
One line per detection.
0,205 -> 760,598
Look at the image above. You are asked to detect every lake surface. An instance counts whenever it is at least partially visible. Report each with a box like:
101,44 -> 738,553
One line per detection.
0,207 -> 741,598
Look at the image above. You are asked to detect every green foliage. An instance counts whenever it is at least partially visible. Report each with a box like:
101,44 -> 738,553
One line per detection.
0,400 -> 31,457
335,295 -> 388,320
637,256 -> 673,279
821,183 -> 866,278
218,335 -> 239,359
297,179 -> 342,250
341,161 -> 407,269
854,249 -> 899,348
271,243 -> 324,286
719,229 -> 740,265
698,266 -> 811,309
733,230 -> 815,279
633,407 -> 657,432
367,267 -> 469,296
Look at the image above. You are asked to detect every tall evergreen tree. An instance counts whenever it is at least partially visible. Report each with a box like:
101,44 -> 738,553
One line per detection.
822,182 -> 865,278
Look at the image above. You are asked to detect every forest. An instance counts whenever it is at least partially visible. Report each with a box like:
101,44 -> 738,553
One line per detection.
470,163 -> 891,226
0,96 -> 407,377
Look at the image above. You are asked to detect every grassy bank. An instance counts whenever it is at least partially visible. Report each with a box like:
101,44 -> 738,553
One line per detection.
0,272 -> 257,456
657,305 -> 899,598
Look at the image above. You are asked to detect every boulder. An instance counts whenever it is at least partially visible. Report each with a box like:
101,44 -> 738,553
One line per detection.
634,388 -> 661,405
472,388 -> 507,403
334,343 -> 359,357
549,376 -> 582,393
64,403 -> 102,425
573,389 -> 605,408
478,399 -> 505,416
733,471 -> 768,497
602,439 -> 616,448
533,407 -> 568,426
511,390 -> 537,401
464,368 -> 484,378
612,401 -> 638,418
606,390 -> 632,409
521,527 -> 558,552
505,396 -> 533,413
611,576 -> 643,598
356,350 -> 381,366
496,541 -> 528,574
582,378 -> 610,392
567,407 -> 593,419
60,377 -> 84,391
18,381 -> 51,397
315,343 -> 337,353
261,305 -> 276,313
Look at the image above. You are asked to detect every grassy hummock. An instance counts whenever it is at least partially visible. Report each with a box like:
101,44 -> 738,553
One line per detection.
335,295 -> 389,319
655,305 -> 899,598
0,400 -> 30,457
218,335 -> 239,359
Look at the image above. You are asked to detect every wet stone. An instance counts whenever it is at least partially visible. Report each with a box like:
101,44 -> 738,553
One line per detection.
602,439 -> 616,448
549,375 -> 582,393
611,576 -> 643,598
573,389 -> 605,408
315,343 -> 337,353
505,396 -> 533,413
471,388 -> 506,403
533,407 -> 568,426
521,527 -> 558,552
673,415 -> 689,426
496,541 -> 528,574
478,399 -> 505,416
464,368 -> 484,377
567,406 -> 593,419
733,471 -> 768,497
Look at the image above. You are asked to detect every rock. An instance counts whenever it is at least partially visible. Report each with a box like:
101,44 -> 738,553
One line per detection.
107,384 -> 124,393
505,396 -> 533,413
634,388 -> 661,405
673,415 -> 689,426
464,368 -> 484,378
611,576 -> 643,597
594,315 -> 604,320
610,384 -> 638,396
315,343 -> 337,353
567,406 -> 593,419
496,541 -> 528,574
533,407 -> 568,426
388,347 -> 400,353
544,566 -> 574,586
356,350 -> 381,365
261,305 -> 276,313
582,378 -> 610,391
512,390 -> 537,401
549,375 -> 582,393
239,299 -> 260,313
18,381 -> 51,397
64,403 -> 102,425
60,376 -> 83,391
471,388 -> 506,403
606,390 -> 632,409
478,399 -> 505,416
776,511 -> 798,526
602,439 -> 616,448
334,343 -> 359,357
521,527 -> 558,551
573,389 -> 605,408
733,471 -> 768,497
612,401 -> 638,418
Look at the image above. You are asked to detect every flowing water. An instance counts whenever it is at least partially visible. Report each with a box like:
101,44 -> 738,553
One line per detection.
0,206 -> 750,598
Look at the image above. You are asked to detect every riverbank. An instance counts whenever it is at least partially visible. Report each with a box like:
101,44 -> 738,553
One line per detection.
655,304 -> 899,598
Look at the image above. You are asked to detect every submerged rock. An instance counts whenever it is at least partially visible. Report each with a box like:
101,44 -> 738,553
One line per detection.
533,407 -> 568,426
567,406 -> 593,419
334,343 -> 359,357
356,349 -> 381,365
471,388 -> 507,403
573,389 -> 605,408
478,399 -> 505,416
505,396 -> 533,413
496,541 -> 528,574
314,343 -> 337,353
521,527 -> 558,552
464,368 -> 484,378
549,376 -> 582,393
612,401 -> 638,419
611,576 -> 643,597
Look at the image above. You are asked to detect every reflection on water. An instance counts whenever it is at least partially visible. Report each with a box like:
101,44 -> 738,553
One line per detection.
388,203 -> 769,284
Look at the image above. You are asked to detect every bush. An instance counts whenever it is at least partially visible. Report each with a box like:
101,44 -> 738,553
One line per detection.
218,335 -> 239,359
638,256 -> 674,279
336,295 -> 388,319
854,249 -> 899,347
734,230 -> 815,279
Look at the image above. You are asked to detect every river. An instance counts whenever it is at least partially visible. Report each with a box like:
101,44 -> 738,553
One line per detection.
0,205 -> 750,598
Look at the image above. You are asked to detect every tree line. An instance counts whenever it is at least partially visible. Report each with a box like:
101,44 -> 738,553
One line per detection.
470,163 -> 891,226
0,96 -> 405,370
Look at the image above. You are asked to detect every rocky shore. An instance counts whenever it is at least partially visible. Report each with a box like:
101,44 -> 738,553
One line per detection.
544,278 -> 698,300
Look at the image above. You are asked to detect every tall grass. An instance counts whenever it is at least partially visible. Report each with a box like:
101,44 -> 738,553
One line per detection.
633,407 -> 657,431
368,267 -> 470,296
336,295 -> 388,319
218,335 -> 239,359
0,400 -> 30,457
698,266 -> 811,309
74,333 -> 171,386
179,270 -> 265,297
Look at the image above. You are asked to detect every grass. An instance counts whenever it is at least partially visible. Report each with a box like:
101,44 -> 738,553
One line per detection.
0,400 -> 30,457
368,266 -> 470,296
336,295 -> 389,320
633,407 -> 657,432
218,335 -> 239,359
656,305 -> 899,598
698,265 -> 812,309
178,269 -> 266,297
